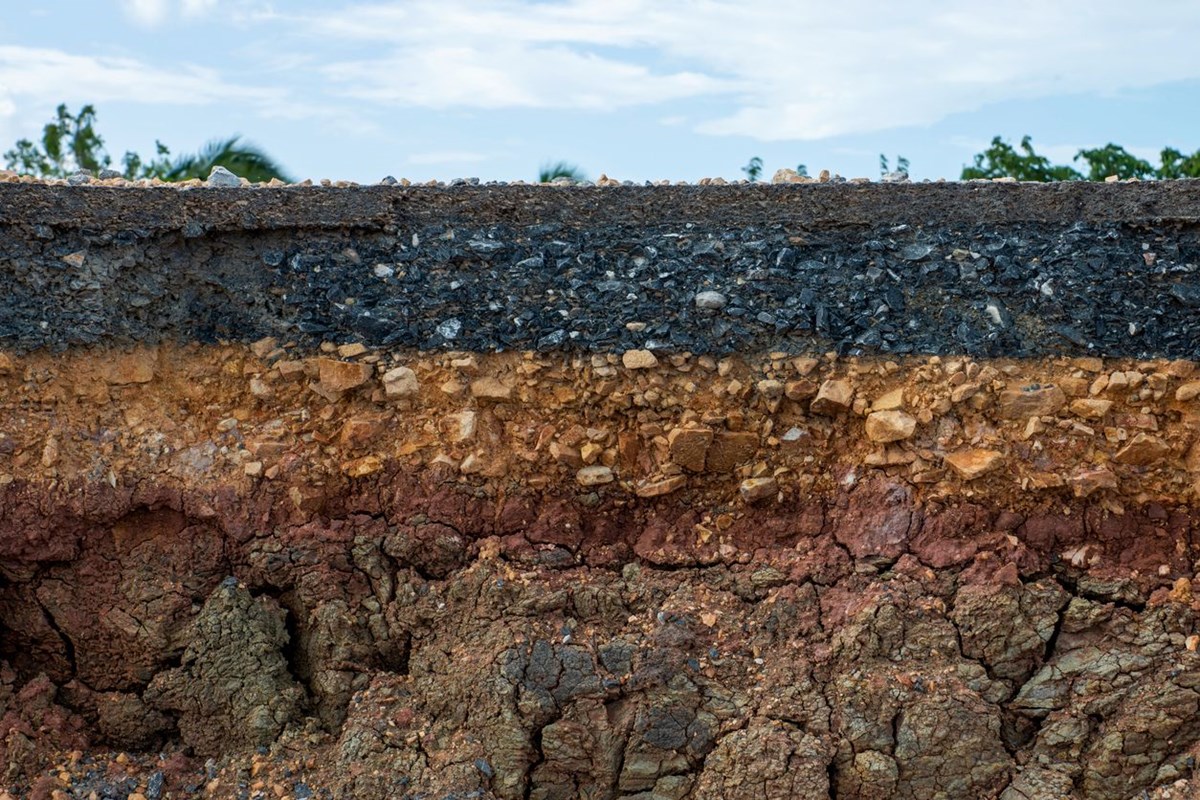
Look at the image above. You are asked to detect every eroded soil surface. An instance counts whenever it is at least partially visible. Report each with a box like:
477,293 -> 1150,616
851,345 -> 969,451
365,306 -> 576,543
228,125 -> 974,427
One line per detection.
2,344 -> 1200,799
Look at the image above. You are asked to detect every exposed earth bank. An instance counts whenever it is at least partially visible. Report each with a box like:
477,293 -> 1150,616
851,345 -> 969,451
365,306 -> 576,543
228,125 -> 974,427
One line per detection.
2,344 -> 1200,799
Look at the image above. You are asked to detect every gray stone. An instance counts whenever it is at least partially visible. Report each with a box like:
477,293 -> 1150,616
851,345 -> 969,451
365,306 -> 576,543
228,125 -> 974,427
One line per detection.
694,291 -> 727,310
206,166 -> 242,188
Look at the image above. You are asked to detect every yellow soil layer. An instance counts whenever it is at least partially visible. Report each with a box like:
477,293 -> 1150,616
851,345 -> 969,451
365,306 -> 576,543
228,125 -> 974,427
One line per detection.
0,343 -> 1198,512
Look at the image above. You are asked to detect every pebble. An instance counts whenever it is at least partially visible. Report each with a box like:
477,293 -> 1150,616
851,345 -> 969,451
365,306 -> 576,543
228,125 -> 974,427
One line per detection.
945,448 -> 1004,480
576,465 -> 614,486
622,349 -> 659,369
864,410 -> 916,443
206,166 -> 242,188
382,366 -> 419,397
739,476 -> 778,503
810,379 -> 853,415
694,291 -> 727,310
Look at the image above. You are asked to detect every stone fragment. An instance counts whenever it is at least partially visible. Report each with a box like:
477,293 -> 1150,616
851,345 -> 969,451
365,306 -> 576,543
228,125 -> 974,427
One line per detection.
382,366 -> 419,397
341,455 -> 383,477
945,448 -> 1004,480
871,387 -> 906,411
61,250 -> 85,267
442,410 -> 476,443
635,475 -> 686,497
1070,467 -> 1118,497
706,431 -> 758,472
102,351 -> 156,385
549,441 -> 583,468
206,166 -> 242,187
249,337 -> 278,358
1176,381 -> 1200,402
668,427 -> 713,472
336,343 -> 368,358
739,477 -> 778,503
810,379 -> 853,415
694,291 -> 727,309
1070,398 -> 1113,419
317,359 -> 371,393
243,461 -> 263,477
1113,433 -> 1171,466
784,379 -> 818,401
622,349 -> 659,369
997,384 -> 1067,419
339,416 -> 384,448
470,377 -> 513,401
576,465 -> 614,486
248,377 -> 272,398
864,410 -> 917,443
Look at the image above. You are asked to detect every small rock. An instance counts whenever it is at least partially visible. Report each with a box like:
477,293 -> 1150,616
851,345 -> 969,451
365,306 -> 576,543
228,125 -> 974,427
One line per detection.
249,337 -> 278,358
243,462 -> 263,477
550,441 -> 583,468
694,291 -> 727,310
739,477 -> 778,503
576,465 -> 614,486
1176,381 -> 1200,402
810,379 -> 853,415
337,342 -> 368,358
1114,433 -> 1171,466
341,455 -> 383,477
706,431 -> 758,472
470,376 -> 513,401
61,250 -> 86,268
668,427 -> 713,472
997,384 -> 1067,419
382,366 -> 419,398
635,475 -> 687,497
784,379 -> 818,401
1069,398 -> 1113,419
206,166 -> 242,188
945,448 -> 1004,480
317,359 -> 371,393
622,349 -> 659,369
1070,467 -> 1118,497
103,351 -> 157,384
864,410 -> 917,443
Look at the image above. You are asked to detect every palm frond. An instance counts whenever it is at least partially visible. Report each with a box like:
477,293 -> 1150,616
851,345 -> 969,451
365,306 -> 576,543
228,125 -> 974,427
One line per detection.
166,136 -> 293,183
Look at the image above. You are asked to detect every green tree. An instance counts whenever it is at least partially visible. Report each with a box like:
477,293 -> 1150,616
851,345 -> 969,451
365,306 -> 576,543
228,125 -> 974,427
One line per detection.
1158,147 -> 1200,179
4,103 -> 291,183
160,137 -> 291,183
538,161 -> 585,182
742,156 -> 763,182
961,136 -> 1083,181
1074,144 -> 1154,181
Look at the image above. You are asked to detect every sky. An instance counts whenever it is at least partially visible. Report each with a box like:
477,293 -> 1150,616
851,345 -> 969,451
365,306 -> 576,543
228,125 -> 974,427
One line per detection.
1,1 -> 1199,183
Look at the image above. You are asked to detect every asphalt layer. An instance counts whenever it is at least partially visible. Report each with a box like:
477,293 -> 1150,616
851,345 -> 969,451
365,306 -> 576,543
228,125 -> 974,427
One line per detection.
1,183 -> 1199,356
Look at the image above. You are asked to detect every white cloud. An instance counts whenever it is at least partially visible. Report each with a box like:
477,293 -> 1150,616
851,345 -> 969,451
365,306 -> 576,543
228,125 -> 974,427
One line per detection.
118,0 -> 218,26
280,0 -> 1200,141
0,46 -> 278,107
120,0 -> 168,26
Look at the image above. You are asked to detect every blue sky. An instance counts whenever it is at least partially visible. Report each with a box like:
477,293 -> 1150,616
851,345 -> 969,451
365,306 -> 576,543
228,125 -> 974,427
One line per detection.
1,1 -> 1199,183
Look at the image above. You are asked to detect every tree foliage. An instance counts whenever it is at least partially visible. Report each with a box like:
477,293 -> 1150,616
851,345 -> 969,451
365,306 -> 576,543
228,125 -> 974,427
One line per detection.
741,156 -> 763,182
4,103 -> 291,183
538,161 -> 586,183
962,135 -> 1200,181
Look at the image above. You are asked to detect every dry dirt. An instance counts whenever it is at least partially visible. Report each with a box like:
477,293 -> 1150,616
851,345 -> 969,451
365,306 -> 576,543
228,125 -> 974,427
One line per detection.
3,342 -> 1200,799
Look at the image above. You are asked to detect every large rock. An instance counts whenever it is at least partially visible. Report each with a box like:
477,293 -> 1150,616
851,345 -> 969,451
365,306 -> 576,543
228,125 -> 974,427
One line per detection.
997,384 -> 1067,419
864,410 -> 916,443
143,579 -> 304,756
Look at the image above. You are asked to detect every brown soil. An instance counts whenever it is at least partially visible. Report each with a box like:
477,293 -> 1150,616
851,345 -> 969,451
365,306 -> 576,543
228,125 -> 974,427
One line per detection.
3,343 -> 1200,799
